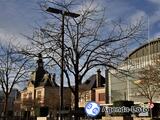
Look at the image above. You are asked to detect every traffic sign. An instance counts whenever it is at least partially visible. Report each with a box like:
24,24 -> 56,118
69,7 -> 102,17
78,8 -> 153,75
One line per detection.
148,101 -> 154,109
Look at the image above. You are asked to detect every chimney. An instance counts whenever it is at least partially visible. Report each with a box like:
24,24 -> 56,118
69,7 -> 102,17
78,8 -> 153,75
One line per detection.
105,69 -> 109,104
96,69 -> 101,87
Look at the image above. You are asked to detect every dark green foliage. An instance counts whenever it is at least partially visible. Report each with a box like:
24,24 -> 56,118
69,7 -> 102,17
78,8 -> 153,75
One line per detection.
71,107 -> 85,117
112,100 -> 134,116
7,110 -> 13,116
35,106 -> 49,117
23,111 -> 30,118
113,100 -> 134,107
151,103 -> 160,118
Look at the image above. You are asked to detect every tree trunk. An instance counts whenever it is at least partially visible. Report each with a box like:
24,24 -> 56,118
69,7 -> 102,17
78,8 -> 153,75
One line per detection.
150,108 -> 153,119
74,74 -> 79,120
3,95 -> 8,120
149,99 -> 153,119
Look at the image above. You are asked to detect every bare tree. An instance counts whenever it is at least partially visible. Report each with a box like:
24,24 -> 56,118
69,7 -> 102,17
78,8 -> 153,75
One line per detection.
134,60 -> 160,118
0,41 -> 32,116
22,0 -> 145,119
135,64 -> 160,103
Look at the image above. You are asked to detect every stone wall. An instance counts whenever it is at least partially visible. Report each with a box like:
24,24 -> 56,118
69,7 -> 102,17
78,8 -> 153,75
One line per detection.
102,116 -> 151,120
102,116 -> 123,120
37,117 -> 48,120
133,118 -> 151,120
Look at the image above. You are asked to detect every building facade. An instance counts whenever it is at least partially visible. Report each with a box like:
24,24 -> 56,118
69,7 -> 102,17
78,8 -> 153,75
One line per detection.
109,38 -> 160,104
79,69 -> 109,107
0,89 -> 19,115
19,53 -> 71,116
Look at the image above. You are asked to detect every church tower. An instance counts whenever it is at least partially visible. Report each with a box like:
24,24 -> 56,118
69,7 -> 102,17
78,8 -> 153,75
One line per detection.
34,53 -> 46,87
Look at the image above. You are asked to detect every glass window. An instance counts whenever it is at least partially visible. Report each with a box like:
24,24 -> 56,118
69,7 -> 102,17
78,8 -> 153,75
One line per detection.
37,91 -> 41,99
23,93 -> 27,101
99,93 -> 105,101
23,94 -> 27,99
28,93 -> 32,100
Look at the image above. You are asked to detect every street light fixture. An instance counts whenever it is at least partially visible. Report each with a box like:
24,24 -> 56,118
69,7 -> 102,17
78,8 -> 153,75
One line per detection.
46,7 -> 80,18
46,7 -> 80,120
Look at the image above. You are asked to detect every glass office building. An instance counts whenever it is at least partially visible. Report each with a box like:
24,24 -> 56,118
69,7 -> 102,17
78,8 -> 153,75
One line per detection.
109,38 -> 160,104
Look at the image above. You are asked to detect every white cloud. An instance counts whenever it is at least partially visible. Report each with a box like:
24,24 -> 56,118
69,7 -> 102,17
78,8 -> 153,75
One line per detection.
129,10 -> 147,25
128,8 -> 160,39
152,32 -> 160,39
106,1 -> 133,20
148,0 -> 160,4
0,29 -> 30,47
147,0 -> 160,27
150,9 -> 160,26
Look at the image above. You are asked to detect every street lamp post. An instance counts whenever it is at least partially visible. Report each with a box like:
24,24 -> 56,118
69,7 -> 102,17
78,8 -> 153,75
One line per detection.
46,7 -> 80,120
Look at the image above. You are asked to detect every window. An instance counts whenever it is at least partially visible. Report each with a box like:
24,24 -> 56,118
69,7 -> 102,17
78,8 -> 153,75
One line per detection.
23,93 -> 27,101
99,93 -> 105,101
85,92 -> 90,100
23,94 -> 27,99
37,91 -> 41,99
28,93 -> 32,100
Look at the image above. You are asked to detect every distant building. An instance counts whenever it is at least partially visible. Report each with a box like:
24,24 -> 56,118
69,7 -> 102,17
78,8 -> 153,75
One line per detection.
79,69 -> 109,107
109,38 -> 160,104
18,53 -> 71,116
78,38 -> 160,107
0,89 -> 19,114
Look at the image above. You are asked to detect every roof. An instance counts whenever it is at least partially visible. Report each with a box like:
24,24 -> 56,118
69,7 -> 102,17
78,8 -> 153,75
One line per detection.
39,74 -> 58,87
125,38 -> 160,60
27,53 -> 58,88
79,74 -> 105,92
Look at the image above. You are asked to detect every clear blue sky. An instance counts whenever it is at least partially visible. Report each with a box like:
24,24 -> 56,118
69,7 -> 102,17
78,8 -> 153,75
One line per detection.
0,0 -> 160,45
